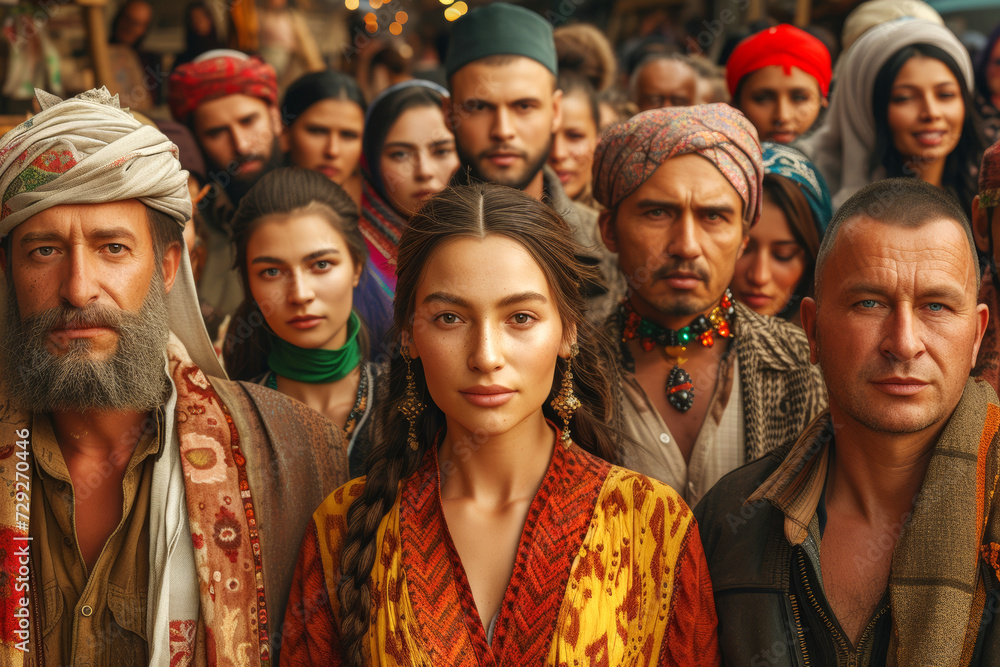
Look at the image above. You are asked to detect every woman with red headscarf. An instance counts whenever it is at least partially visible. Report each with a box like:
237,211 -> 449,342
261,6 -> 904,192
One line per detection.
726,24 -> 832,145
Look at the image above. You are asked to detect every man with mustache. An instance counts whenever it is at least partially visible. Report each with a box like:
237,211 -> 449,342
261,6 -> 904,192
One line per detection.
593,105 -> 826,506
443,2 -> 623,322
696,178 -> 1000,664
168,50 -> 283,317
0,88 -> 348,665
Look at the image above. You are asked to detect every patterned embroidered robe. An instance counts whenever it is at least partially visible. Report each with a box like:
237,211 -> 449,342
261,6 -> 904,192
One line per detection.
280,442 -> 721,666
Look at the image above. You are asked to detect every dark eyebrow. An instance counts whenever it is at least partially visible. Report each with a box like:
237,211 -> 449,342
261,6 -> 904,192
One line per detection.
251,256 -> 286,265
90,227 -> 139,244
250,248 -> 340,265
423,291 -> 470,307
19,230 -> 64,246
304,248 -> 339,262
422,291 -> 548,308
634,199 -> 682,212
696,203 -> 738,216
383,141 -> 417,151
462,98 -> 495,110
497,291 -> 548,308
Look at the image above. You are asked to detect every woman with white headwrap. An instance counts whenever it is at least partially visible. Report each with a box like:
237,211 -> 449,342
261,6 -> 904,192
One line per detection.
802,18 -> 986,212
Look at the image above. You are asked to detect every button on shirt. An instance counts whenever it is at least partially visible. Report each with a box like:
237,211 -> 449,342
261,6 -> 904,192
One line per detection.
30,411 -> 161,666
620,349 -> 744,507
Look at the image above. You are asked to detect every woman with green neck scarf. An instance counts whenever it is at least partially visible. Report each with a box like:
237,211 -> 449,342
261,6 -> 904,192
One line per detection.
223,167 -> 379,477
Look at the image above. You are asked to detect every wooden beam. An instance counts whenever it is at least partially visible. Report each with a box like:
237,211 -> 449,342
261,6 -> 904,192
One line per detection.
80,0 -> 112,89
794,0 -> 811,26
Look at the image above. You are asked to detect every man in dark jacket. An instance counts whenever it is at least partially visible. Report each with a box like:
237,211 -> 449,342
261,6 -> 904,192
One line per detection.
696,178 -> 998,665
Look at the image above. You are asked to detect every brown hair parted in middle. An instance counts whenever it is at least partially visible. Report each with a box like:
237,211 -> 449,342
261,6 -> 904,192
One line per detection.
335,182 -> 625,666
222,166 -> 368,380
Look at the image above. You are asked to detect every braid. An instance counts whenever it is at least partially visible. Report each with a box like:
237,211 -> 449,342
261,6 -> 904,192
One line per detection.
337,349 -> 432,665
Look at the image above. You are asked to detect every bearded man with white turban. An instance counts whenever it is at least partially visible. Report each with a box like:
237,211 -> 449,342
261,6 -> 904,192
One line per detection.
0,88 -> 349,665
593,104 -> 827,507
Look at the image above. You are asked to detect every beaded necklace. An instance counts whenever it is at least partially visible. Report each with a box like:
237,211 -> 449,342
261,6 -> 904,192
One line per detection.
620,290 -> 736,412
266,364 -> 369,439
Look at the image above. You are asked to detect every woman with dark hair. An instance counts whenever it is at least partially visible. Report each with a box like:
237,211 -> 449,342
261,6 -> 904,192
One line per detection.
281,71 -> 367,206
280,183 -> 721,665
731,142 -> 832,324
173,1 -> 223,68
359,80 -> 459,297
974,24 -> 1000,144
548,72 -> 601,209
223,167 -> 379,477
725,24 -> 831,144
804,18 -> 986,212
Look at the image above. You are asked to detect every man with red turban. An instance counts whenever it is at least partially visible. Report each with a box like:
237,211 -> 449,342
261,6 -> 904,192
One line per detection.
168,49 -> 281,316
726,24 -> 832,144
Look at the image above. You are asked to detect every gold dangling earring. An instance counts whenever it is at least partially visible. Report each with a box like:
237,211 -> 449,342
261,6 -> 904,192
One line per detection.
551,344 -> 581,449
399,346 -> 424,451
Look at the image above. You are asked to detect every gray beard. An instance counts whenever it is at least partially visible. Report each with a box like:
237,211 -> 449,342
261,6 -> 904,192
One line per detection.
1,276 -> 171,413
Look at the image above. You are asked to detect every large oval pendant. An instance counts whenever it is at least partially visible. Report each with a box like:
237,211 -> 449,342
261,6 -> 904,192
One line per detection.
666,365 -> 694,412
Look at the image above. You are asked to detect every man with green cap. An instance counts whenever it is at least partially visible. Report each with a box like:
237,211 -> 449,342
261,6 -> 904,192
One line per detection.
444,2 -> 623,321
0,88 -> 348,665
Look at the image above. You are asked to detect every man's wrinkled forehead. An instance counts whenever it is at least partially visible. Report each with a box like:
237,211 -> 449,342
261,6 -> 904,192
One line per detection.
819,215 -> 979,300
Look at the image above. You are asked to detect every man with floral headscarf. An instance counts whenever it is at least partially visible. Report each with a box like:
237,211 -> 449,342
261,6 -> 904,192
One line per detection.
593,104 -> 826,507
0,88 -> 348,665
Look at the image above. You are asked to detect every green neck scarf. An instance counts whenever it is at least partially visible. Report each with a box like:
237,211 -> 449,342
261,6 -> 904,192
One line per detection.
267,311 -> 362,383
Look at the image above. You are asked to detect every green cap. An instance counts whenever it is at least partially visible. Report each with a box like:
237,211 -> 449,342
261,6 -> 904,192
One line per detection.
445,3 -> 557,79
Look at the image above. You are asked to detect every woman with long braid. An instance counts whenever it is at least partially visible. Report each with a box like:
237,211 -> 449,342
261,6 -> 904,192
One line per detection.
280,183 -> 721,665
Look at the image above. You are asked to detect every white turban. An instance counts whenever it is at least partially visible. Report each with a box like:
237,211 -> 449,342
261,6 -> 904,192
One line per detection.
0,87 -> 223,377
0,87 -> 192,232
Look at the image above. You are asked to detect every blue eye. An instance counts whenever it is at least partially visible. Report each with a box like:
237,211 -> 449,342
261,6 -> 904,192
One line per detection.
928,303 -> 944,312
860,300 -> 878,308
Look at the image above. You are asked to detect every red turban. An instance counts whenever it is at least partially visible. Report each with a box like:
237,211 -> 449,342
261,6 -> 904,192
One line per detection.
725,24 -> 831,99
168,51 -> 278,124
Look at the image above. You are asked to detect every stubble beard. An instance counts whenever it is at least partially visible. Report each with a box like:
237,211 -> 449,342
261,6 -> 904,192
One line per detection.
813,327 -> 948,435
457,135 -> 553,192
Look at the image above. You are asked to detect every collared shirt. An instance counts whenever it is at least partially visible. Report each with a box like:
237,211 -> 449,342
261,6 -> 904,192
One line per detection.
748,412 -> 892,665
31,410 -> 161,666
619,338 -> 744,507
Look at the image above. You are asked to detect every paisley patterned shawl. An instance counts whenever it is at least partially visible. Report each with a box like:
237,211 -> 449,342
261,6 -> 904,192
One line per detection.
0,335 -> 269,666
280,441 -> 721,665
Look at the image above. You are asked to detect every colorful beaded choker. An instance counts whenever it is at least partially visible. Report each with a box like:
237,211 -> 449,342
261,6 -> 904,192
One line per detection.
621,290 -> 736,412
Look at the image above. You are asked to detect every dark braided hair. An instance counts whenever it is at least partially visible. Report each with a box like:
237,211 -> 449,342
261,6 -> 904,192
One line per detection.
335,183 -> 624,665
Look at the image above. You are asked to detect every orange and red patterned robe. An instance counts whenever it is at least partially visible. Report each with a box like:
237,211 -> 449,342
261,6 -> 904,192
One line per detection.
280,441 -> 721,665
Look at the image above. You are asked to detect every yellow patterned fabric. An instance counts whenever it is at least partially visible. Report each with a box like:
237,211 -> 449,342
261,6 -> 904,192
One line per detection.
282,442 -> 721,665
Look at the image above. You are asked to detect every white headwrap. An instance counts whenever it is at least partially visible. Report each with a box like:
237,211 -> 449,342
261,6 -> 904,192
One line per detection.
0,87 -> 224,377
801,19 -> 973,210
841,0 -> 943,52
